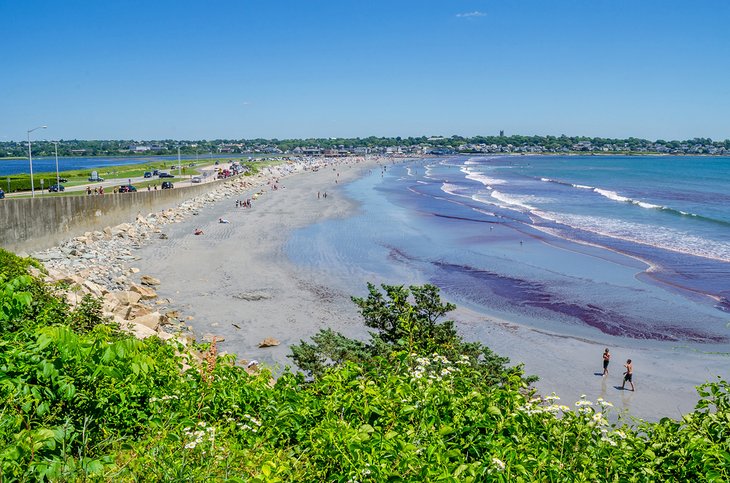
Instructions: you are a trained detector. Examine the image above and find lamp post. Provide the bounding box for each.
[177,146,182,177]
[53,141,60,188]
[27,125,47,198]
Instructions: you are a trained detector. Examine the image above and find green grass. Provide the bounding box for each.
[1,156,269,195]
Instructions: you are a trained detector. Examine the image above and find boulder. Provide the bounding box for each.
[82,279,106,298]
[203,333,224,343]
[114,290,142,306]
[128,303,153,319]
[102,292,121,313]
[113,304,133,321]
[121,321,157,340]
[134,311,162,331]
[258,337,280,348]
[130,283,157,300]
[140,275,161,286]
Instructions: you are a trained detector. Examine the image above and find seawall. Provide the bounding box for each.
[0,182,222,253]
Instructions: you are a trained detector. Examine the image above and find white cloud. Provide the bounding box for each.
[456,11,485,18]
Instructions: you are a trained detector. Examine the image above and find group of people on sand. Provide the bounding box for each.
[235,199,252,208]
[602,348,635,391]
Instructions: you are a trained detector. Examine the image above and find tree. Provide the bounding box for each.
[290,283,531,385]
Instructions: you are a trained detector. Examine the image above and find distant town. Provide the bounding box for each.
[2,133,729,158]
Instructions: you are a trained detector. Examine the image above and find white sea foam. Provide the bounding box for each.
[593,188,665,210]
[440,182,473,199]
[488,191,537,211]
[594,188,631,203]
[574,184,593,189]
[533,210,730,263]
[461,167,507,187]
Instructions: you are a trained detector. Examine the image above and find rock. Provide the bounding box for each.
[155,330,176,341]
[165,310,180,319]
[128,303,153,319]
[121,321,158,339]
[140,275,161,286]
[159,233,168,239]
[130,283,157,300]
[233,291,271,301]
[28,266,43,278]
[134,311,162,331]
[114,290,142,306]
[203,333,224,343]
[102,293,121,312]
[81,279,105,298]
[129,267,140,274]
[113,304,133,320]
[258,337,280,348]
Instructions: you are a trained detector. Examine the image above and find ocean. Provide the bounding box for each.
[288,155,730,349]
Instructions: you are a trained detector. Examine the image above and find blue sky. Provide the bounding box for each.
[2,0,729,141]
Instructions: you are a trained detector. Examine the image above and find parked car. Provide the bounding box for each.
[161,181,173,189]
[158,172,174,178]
[0,188,4,199]
[88,175,104,182]
[143,171,152,178]
[48,184,65,192]
[58,177,68,183]
[119,185,137,193]
[191,176,202,183]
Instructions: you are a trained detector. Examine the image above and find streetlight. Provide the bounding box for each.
[177,146,182,177]
[27,125,47,198]
[53,141,60,188]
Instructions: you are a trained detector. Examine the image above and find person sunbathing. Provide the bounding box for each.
[194,228,204,235]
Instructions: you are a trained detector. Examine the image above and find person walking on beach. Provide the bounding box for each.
[621,359,635,391]
[602,348,611,376]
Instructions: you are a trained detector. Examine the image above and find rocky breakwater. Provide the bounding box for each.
[27,173,275,349]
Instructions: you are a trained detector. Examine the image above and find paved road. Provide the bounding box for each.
[4,163,227,198]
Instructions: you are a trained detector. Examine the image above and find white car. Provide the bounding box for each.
[191,176,202,183]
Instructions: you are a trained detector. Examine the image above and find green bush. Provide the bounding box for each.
[0,250,728,481]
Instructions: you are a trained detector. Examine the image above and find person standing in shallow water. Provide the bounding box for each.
[622,359,635,391]
[602,348,611,376]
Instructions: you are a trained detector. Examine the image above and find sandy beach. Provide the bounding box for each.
[32,156,728,423]
[132,159,381,368]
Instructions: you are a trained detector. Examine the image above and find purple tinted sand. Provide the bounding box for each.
[432,261,727,343]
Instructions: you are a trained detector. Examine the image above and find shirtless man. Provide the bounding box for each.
[621,359,635,391]
[602,348,611,376]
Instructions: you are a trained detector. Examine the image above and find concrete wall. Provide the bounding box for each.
[1,182,222,253]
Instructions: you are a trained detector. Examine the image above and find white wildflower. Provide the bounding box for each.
[492,457,506,472]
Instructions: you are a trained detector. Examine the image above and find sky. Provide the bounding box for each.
[2,0,729,141]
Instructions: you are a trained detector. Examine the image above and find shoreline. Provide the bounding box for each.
[27,155,728,422]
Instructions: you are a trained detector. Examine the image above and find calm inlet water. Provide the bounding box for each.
[288,155,730,347]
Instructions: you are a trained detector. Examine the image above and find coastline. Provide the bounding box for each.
[28,155,728,423]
